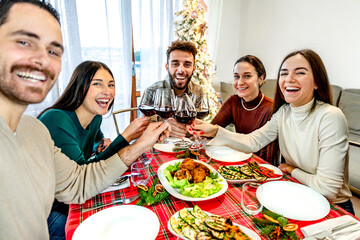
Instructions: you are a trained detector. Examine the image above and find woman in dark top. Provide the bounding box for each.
[38,61,150,240]
[211,55,273,160]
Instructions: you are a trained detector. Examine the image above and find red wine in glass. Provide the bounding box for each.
[138,105,155,116]
[174,110,196,124]
[155,106,175,119]
[196,109,209,119]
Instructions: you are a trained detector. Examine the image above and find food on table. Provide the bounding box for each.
[136,178,169,206]
[173,146,206,160]
[137,184,149,192]
[251,208,299,239]
[163,158,223,198]
[218,162,282,181]
[282,224,298,232]
[170,205,252,240]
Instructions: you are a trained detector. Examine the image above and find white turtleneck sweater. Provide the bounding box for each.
[211,99,352,204]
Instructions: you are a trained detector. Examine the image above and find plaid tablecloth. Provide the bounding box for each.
[65,150,359,240]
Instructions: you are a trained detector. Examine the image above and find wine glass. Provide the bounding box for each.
[190,93,210,149]
[138,89,156,117]
[154,88,176,121]
[173,93,197,148]
[154,88,176,143]
[138,90,156,163]
[194,93,210,120]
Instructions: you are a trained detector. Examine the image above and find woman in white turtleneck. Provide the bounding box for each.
[189,49,354,214]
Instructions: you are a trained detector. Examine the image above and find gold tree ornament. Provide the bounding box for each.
[174,0,220,121]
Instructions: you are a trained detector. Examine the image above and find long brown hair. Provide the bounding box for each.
[38,61,114,117]
[268,49,332,165]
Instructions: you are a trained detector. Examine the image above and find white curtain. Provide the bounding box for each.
[132,0,181,93]
[23,0,221,140]
[25,0,133,140]
[205,0,223,64]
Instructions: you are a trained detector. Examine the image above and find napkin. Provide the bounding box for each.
[101,177,130,194]
[301,215,360,240]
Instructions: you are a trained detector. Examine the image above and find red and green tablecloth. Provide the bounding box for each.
[65,150,359,240]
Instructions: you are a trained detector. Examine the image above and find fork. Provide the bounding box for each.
[82,194,140,213]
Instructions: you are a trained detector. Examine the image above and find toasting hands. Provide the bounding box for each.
[121,117,151,142]
[186,119,219,138]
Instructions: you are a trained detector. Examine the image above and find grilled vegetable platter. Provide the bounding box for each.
[158,158,228,201]
[217,162,283,184]
[168,205,260,240]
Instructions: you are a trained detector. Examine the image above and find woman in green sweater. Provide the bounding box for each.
[38,61,150,240]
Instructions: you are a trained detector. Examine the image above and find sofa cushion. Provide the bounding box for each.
[338,89,360,141]
[330,84,343,106]
[220,82,235,104]
[261,79,277,100]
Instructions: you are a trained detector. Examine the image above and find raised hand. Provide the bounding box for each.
[96,138,112,153]
[121,117,151,142]
[167,118,187,138]
[187,119,219,138]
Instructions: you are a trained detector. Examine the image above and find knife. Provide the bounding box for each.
[305,220,358,239]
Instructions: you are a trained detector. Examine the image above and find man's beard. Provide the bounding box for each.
[168,71,193,91]
[0,63,55,105]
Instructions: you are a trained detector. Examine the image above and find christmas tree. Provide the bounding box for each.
[174,0,220,120]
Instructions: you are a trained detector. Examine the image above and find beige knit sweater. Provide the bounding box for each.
[210,99,352,204]
[0,115,128,240]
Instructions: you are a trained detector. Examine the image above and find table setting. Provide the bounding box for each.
[65,143,360,240]
[65,91,359,240]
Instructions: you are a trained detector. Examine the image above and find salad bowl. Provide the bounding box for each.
[157,159,228,201]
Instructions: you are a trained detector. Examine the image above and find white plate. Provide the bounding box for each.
[221,164,283,184]
[157,159,228,201]
[73,205,159,240]
[257,181,330,221]
[168,208,261,240]
[154,137,191,153]
[206,145,252,162]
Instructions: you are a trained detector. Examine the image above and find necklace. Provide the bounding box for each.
[241,93,265,111]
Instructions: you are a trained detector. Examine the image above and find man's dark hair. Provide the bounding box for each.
[166,40,198,64]
[0,0,60,26]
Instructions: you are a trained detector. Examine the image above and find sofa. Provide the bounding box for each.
[219,80,360,196]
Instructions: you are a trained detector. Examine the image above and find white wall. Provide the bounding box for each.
[214,0,360,90]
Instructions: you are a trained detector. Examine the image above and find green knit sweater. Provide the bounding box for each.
[39,109,129,165]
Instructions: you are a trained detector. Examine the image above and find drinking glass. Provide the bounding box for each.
[193,93,210,120]
[173,93,197,148]
[190,93,209,150]
[241,182,263,215]
[138,89,156,117]
[131,162,149,187]
[154,88,176,144]
[154,88,176,121]
[138,152,152,166]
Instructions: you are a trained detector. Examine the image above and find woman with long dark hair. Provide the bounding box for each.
[38,61,150,239]
[211,55,273,161]
[189,49,353,214]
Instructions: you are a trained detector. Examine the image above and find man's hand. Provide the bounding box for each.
[96,138,112,153]
[121,117,150,142]
[167,118,187,138]
[118,121,170,166]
